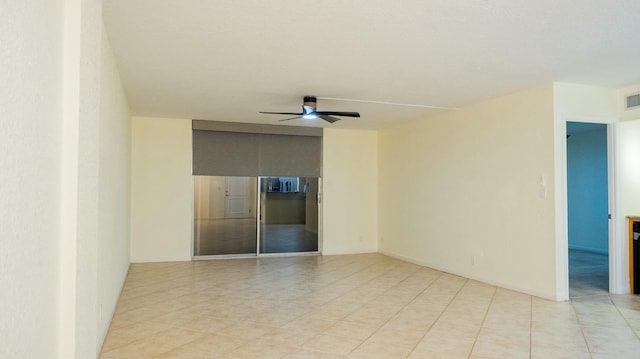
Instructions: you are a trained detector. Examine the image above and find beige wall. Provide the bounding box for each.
[322,129,379,255]
[379,85,557,299]
[130,123,379,258]
[130,117,193,262]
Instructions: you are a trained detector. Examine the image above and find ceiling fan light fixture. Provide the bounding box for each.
[259,95,360,123]
[302,104,317,119]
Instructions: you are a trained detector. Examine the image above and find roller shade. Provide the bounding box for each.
[192,121,322,177]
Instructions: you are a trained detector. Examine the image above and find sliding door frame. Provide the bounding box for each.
[192,175,322,260]
[256,176,322,257]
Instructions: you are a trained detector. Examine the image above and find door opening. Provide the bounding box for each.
[566,122,610,297]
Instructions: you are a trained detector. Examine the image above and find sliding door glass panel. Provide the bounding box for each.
[193,176,258,256]
[259,177,319,254]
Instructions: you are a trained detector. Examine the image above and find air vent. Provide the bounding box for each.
[626,93,640,110]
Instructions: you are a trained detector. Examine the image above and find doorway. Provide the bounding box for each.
[566,122,609,297]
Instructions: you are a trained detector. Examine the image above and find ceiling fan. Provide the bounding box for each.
[259,96,360,123]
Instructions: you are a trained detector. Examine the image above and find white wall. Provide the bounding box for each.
[58,0,104,356]
[322,129,379,254]
[553,83,620,121]
[97,28,131,352]
[0,1,125,358]
[620,119,640,217]
[0,2,64,357]
[130,117,193,262]
[619,84,640,218]
[379,85,558,299]
[620,84,640,122]
[552,83,622,297]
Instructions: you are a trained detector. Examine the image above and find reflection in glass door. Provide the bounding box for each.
[193,176,258,256]
[259,177,319,254]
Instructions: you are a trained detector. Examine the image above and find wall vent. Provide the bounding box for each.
[626,93,640,110]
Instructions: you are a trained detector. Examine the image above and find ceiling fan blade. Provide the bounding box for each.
[318,115,341,123]
[316,111,360,117]
[278,116,302,122]
[260,111,303,116]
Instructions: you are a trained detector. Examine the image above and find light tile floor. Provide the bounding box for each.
[100,254,640,358]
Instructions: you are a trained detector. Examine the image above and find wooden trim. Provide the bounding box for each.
[630,219,635,294]
[628,216,640,293]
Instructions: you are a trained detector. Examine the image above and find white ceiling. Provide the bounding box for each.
[103,0,640,130]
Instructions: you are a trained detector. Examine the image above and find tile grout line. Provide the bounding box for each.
[610,295,640,342]
[101,254,639,359]
[402,271,458,358]
[529,295,532,359]
[570,296,595,359]
[345,270,449,358]
[466,284,498,359]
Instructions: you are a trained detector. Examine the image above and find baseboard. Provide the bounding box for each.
[568,245,608,255]
[130,256,192,263]
[322,248,378,256]
[97,262,131,356]
[378,249,558,301]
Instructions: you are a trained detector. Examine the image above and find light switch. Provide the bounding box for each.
[538,175,547,199]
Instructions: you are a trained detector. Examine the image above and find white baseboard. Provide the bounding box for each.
[97,262,131,356]
[323,248,378,256]
[378,249,558,301]
[130,256,191,263]
[568,245,608,255]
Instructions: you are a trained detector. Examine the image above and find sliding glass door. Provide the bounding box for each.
[193,175,320,257]
[259,177,319,254]
[193,176,258,256]
[192,121,323,258]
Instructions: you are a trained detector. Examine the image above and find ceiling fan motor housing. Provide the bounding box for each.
[302,96,318,116]
[303,96,317,107]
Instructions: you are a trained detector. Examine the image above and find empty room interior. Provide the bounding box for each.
[4,1,640,358]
